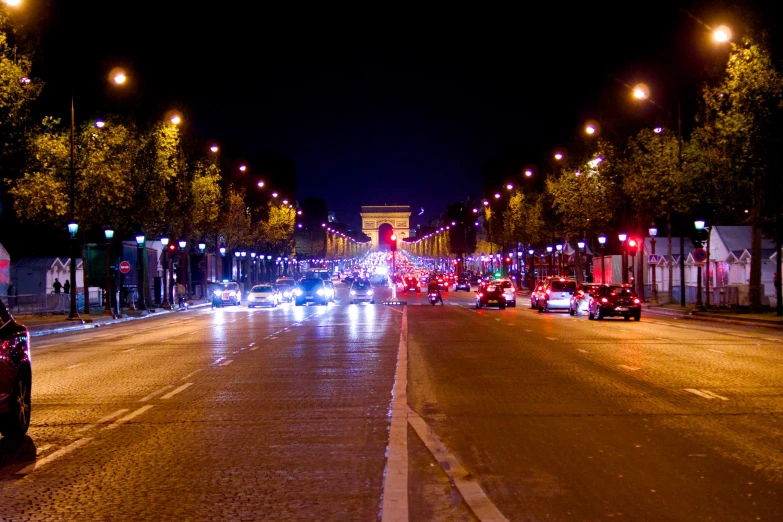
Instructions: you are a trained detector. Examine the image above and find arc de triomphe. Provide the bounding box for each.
[360,205,411,250]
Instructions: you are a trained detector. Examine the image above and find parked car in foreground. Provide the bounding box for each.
[588,284,642,321]
[0,299,31,437]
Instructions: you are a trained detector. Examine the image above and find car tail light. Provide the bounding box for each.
[601,297,608,303]
[478,293,483,297]
[633,298,641,304]
[546,289,551,295]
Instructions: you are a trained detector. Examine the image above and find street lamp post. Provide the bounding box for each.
[178,240,187,293]
[556,244,563,276]
[695,220,707,311]
[103,228,114,316]
[160,237,171,309]
[135,234,147,310]
[199,242,206,298]
[598,235,607,284]
[234,251,241,283]
[546,246,553,277]
[577,241,585,281]
[649,223,659,305]
[618,233,628,284]
[219,246,226,280]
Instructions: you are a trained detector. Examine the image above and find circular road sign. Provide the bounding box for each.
[693,248,707,264]
[119,261,132,274]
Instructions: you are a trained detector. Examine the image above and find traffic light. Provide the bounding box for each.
[390,233,397,252]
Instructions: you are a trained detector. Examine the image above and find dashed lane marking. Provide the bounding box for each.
[66,363,84,369]
[709,349,725,354]
[220,359,234,366]
[249,346,259,351]
[121,348,136,353]
[102,405,154,430]
[577,349,589,353]
[248,342,256,346]
[213,357,225,365]
[546,337,558,341]
[139,384,174,402]
[524,329,532,332]
[181,369,203,380]
[618,365,641,371]
[77,408,129,433]
[17,438,94,475]
[685,388,729,401]
[36,444,54,455]
[161,383,194,399]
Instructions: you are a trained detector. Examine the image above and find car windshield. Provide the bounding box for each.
[300,279,323,290]
[220,283,239,292]
[252,286,273,293]
[353,282,368,289]
[551,281,576,292]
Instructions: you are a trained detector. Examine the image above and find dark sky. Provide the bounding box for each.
[14,0,774,232]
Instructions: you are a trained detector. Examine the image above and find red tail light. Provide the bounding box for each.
[478,293,483,297]
[633,298,641,304]
[417,283,421,287]
[546,289,551,295]
[601,297,608,303]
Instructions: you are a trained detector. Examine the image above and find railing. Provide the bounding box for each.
[1,289,103,315]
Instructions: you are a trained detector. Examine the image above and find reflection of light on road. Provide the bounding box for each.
[348,303,359,336]
[292,305,305,321]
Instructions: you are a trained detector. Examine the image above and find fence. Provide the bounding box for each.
[2,288,103,315]
[642,284,740,306]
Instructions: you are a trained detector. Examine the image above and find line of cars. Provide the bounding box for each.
[530,278,642,321]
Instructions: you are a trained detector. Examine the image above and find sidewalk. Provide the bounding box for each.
[16,299,212,337]
[645,303,783,329]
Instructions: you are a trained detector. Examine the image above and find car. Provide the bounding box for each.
[493,279,517,307]
[0,299,31,437]
[401,277,421,294]
[350,279,375,304]
[342,276,355,285]
[276,281,295,302]
[588,284,642,321]
[455,277,471,291]
[294,278,329,306]
[475,282,506,309]
[247,284,281,308]
[530,281,546,309]
[434,276,449,292]
[323,280,336,302]
[569,283,605,316]
[538,278,577,313]
[213,281,242,306]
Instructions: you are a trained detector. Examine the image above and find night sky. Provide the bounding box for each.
[12,0,779,232]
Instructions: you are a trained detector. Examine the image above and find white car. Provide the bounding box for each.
[492,279,517,307]
[247,284,281,308]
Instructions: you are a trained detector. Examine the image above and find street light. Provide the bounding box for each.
[135,234,147,310]
[239,164,247,172]
[556,244,563,276]
[528,248,535,288]
[210,145,219,153]
[160,237,171,309]
[506,183,513,190]
[554,152,563,161]
[598,235,607,284]
[618,233,628,284]
[713,25,732,43]
[649,222,658,305]
[546,245,553,277]
[695,220,707,310]
[103,228,114,316]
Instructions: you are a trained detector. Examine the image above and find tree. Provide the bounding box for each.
[700,36,783,310]
[258,201,295,256]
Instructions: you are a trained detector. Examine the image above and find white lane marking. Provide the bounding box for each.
[577,349,589,353]
[618,365,641,371]
[381,305,408,522]
[270,336,278,339]
[545,337,558,341]
[66,363,84,369]
[238,347,245,351]
[17,438,94,475]
[122,348,136,353]
[764,338,780,342]
[249,342,255,346]
[524,329,532,332]
[709,349,725,354]
[213,357,225,365]
[139,385,174,402]
[77,408,129,432]
[36,444,54,455]
[102,405,154,430]
[220,359,234,366]
[408,407,510,522]
[249,346,259,351]
[161,383,194,399]
[685,388,729,401]
[181,369,203,380]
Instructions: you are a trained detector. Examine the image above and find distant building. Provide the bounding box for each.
[11,257,84,295]
[0,242,9,295]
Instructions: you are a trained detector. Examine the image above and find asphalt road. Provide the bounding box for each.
[0,283,781,521]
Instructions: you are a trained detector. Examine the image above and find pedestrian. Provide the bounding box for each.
[7,283,14,296]
[63,279,71,294]
[176,282,186,308]
[53,278,62,294]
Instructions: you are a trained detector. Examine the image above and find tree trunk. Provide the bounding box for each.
[749,177,763,312]
[186,240,194,299]
[667,215,673,304]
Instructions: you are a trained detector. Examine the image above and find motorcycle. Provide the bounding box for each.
[428,292,441,306]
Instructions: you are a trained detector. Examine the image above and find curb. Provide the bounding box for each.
[645,308,783,330]
[26,301,212,338]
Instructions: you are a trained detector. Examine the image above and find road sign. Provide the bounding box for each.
[648,254,662,265]
[119,261,131,274]
[692,248,707,264]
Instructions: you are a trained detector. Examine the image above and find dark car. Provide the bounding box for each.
[276,281,295,302]
[475,282,506,309]
[0,299,31,437]
[434,276,449,292]
[294,278,329,306]
[588,284,642,321]
[401,277,420,294]
[530,281,546,309]
[455,277,471,291]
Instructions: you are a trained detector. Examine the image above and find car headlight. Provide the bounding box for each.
[367,289,373,296]
[350,290,357,296]
[229,291,236,297]
[213,290,221,296]
[294,288,303,296]
[283,291,291,297]
[316,289,324,296]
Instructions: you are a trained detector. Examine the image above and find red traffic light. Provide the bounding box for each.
[390,234,397,241]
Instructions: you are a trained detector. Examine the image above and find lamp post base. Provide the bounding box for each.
[66,313,82,321]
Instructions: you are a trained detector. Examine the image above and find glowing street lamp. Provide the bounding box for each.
[2,0,23,7]
[95,120,105,128]
[170,113,181,125]
[210,145,219,153]
[506,183,513,190]
[713,25,732,43]
[585,124,596,135]
[598,235,607,284]
[618,233,628,284]
[257,180,264,188]
[239,164,247,172]
[632,83,649,100]
[524,169,533,177]
[494,193,501,199]
[554,152,563,161]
